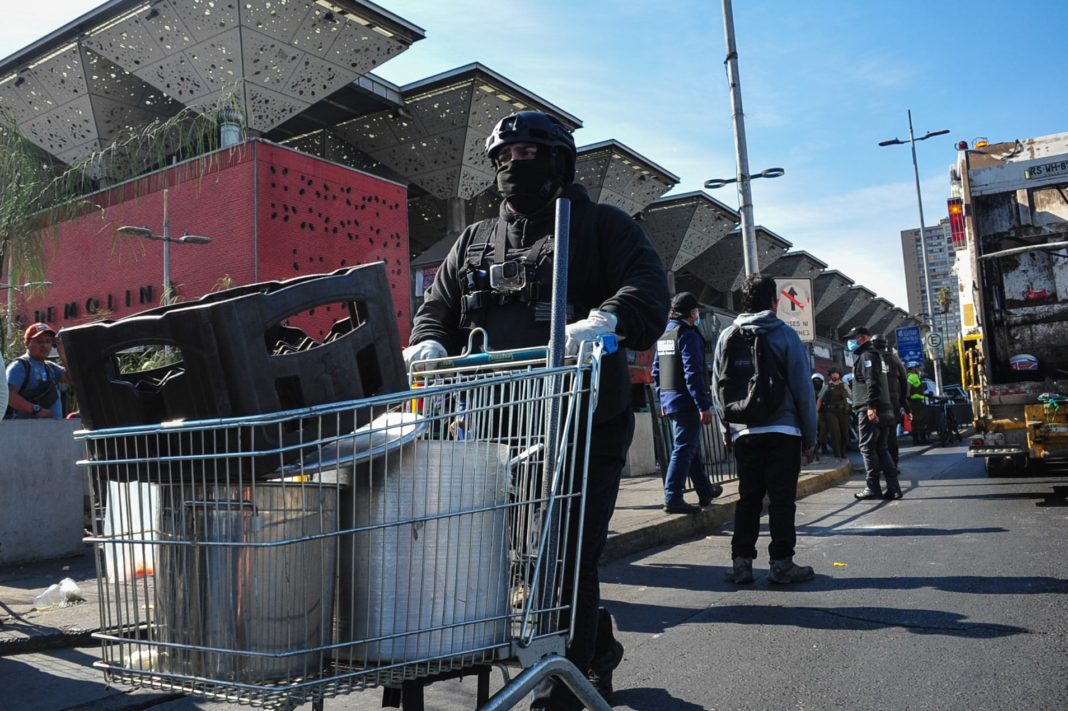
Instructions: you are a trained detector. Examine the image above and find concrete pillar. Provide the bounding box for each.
[446,197,467,238]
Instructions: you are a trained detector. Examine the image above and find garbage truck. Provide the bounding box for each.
[947,132,1068,475]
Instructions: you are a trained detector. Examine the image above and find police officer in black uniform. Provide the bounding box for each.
[845,326,903,500]
[872,333,909,466]
[404,111,670,708]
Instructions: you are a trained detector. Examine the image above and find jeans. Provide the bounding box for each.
[731,433,802,561]
[857,410,899,490]
[531,409,633,710]
[663,409,714,506]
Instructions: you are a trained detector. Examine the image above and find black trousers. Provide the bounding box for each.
[531,408,633,710]
[886,409,900,465]
[730,432,802,561]
[857,410,899,490]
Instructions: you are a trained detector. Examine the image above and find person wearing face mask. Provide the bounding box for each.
[844,326,902,500]
[652,292,724,514]
[819,367,852,458]
[404,111,670,709]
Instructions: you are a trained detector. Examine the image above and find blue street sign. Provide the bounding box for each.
[896,325,923,364]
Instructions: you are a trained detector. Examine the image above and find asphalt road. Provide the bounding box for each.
[6,445,1067,710]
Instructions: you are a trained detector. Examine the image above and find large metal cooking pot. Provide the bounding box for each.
[334,438,511,665]
[155,482,337,682]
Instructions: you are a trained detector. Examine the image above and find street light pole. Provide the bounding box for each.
[879,109,949,396]
[162,188,172,305]
[117,188,212,307]
[720,0,758,276]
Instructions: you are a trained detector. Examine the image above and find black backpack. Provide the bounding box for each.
[717,327,785,425]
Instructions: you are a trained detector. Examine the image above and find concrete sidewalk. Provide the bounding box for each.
[0,451,866,658]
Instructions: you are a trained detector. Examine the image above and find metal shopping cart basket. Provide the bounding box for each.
[77,336,615,710]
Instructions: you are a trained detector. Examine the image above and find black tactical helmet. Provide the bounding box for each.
[485,111,576,183]
[871,333,888,350]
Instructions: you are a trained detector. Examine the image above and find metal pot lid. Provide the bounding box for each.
[274,410,426,479]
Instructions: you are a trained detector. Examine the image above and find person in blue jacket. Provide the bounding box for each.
[652,292,724,514]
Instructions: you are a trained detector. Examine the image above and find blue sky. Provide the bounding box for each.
[4,0,1066,308]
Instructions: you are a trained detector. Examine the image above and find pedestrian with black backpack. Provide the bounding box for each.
[712,274,818,585]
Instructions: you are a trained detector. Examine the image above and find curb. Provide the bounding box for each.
[601,460,854,564]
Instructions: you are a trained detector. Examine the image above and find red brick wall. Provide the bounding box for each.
[255,143,411,343]
[13,140,411,344]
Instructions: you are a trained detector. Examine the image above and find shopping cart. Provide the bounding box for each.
[78,337,615,710]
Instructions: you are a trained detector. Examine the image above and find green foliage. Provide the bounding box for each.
[0,91,245,354]
[113,346,183,376]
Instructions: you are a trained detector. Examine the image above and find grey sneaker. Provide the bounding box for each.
[724,557,754,584]
[768,558,815,584]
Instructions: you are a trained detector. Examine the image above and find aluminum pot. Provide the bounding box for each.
[155,482,337,682]
[334,439,511,665]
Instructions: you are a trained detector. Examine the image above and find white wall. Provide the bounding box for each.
[0,419,85,565]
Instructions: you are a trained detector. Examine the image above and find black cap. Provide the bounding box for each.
[671,292,699,314]
[843,325,871,340]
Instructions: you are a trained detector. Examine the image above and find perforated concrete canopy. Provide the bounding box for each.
[641,192,738,274]
[681,226,791,295]
[813,270,855,315]
[576,140,678,217]
[828,285,877,332]
[0,0,424,164]
[853,296,894,332]
[761,250,828,279]
[332,63,581,201]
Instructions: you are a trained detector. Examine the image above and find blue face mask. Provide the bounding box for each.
[846,339,859,352]
[694,315,701,326]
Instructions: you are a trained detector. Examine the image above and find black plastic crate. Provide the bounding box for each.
[65,263,407,479]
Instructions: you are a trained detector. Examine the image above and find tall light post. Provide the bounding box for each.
[713,0,777,276]
[879,110,949,396]
[117,188,212,306]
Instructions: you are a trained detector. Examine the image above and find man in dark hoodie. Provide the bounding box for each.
[712,274,818,585]
[652,291,724,514]
[845,326,903,500]
[404,111,670,709]
[872,333,909,466]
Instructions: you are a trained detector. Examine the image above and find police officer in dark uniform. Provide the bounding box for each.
[872,333,909,466]
[844,326,903,500]
[404,111,670,708]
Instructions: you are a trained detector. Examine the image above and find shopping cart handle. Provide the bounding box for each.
[410,335,619,373]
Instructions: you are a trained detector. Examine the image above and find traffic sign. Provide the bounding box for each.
[895,325,923,364]
[925,332,943,348]
[775,278,814,342]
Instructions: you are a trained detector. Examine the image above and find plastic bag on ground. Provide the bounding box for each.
[33,577,85,609]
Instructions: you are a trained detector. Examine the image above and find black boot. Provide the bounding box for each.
[588,607,624,700]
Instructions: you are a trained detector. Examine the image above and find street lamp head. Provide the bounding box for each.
[758,167,785,179]
[178,234,212,245]
[921,129,951,140]
[704,177,735,190]
[116,225,153,238]
[878,138,904,147]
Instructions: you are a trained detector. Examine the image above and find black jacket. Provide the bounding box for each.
[851,342,892,413]
[410,183,670,419]
[882,348,908,411]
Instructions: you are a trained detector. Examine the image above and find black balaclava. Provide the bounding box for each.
[495,149,562,215]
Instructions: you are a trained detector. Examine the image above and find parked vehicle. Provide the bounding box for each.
[948,132,1068,475]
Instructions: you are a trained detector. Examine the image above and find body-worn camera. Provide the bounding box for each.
[489,260,527,292]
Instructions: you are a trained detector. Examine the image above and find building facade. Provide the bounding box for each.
[900,218,961,347]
